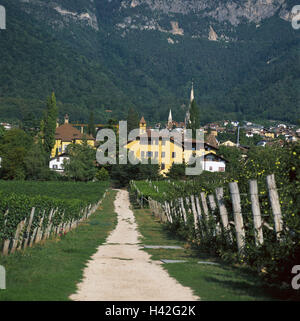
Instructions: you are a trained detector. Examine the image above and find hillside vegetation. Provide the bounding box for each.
[0,0,298,124]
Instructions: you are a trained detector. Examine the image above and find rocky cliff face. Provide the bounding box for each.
[18,0,294,34]
[0,0,298,124]
[18,0,99,31]
[120,0,287,24]
[114,0,295,40]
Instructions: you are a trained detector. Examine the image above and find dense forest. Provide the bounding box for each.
[0,0,299,125]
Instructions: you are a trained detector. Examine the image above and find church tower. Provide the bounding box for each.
[167,109,173,130]
[185,82,194,127]
[190,82,194,103]
[139,116,146,134]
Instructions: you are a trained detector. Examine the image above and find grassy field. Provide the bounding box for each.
[0,189,117,301]
[133,205,276,301]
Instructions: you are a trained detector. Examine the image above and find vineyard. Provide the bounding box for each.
[0,181,109,256]
[129,145,300,290]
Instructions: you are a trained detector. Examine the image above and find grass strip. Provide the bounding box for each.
[0,189,117,301]
[134,206,275,301]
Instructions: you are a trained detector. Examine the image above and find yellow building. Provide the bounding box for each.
[221,140,237,147]
[126,117,218,175]
[51,114,95,158]
[264,132,275,139]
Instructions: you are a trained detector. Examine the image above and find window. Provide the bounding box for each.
[57,158,60,162]
[152,139,158,145]
[141,151,145,158]
[147,151,152,158]
[141,137,148,145]
[209,166,213,171]
[219,167,225,172]
[52,165,58,169]
[161,152,165,158]
[161,163,165,170]
[172,152,176,158]
[155,151,159,158]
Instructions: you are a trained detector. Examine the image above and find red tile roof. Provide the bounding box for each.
[55,123,95,142]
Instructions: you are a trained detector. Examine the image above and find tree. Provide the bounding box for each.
[166,162,187,180]
[42,92,58,159]
[127,107,139,133]
[63,140,97,182]
[188,99,200,138]
[88,111,96,138]
[95,167,110,181]
[0,129,32,180]
[216,145,243,175]
[0,125,5,141]
[24,140,54,180]
[22,111,39,134]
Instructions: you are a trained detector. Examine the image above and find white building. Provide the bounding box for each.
[0,123,11,130]
[203,153,226,172]
[278,124,287,129]
[49,154,69,172]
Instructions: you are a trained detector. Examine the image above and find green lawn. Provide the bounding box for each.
[0,189,117,301]
[133,206,276,301]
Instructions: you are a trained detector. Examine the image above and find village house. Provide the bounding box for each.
[126,116,226,175]
[203,153,226,172]
[49,153,70,172]
[0,123,12,130]
[51,114,95,158]
[221,140,237,147]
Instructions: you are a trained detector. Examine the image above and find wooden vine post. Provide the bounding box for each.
[229,182,245,253]
[249,180,264,246]
[215,188,229,231]
[180,198,187,224]
[11,220,26,254]
[195,196,202,221]
[266,174,283,240]
[200,192,209,221]
[23,207,35,249]
[2,210,10,256]
[208,194,221,235]
[35,213,45,244]
[190,195,199,231]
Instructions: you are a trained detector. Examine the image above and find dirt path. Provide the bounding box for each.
[70,189,199,301]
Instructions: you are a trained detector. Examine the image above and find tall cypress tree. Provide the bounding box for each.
[188,99,200,138]
[88,111,96,138]
[42,92,58,159]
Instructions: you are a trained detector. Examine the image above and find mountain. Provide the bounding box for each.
[0,0,299,125]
